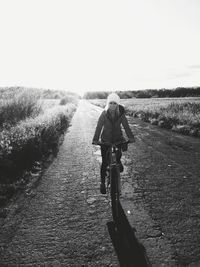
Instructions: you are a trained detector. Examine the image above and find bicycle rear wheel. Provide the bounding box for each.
[110,166,120,223]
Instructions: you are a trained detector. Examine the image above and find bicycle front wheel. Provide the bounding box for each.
[110,166,120,223]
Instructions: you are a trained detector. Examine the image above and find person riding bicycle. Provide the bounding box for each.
[92,92,135,194]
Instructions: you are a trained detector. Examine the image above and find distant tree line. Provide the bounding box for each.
[83,87,200,99]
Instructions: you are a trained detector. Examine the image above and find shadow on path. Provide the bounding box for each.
[107,202,152,267]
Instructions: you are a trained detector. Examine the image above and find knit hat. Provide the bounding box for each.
[107,93,120,105]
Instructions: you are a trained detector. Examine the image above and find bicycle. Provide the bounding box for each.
[96,140,130,223]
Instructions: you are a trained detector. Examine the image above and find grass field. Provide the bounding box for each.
[89,97,200,137]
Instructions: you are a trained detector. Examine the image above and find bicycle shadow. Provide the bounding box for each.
[107,201,151,267]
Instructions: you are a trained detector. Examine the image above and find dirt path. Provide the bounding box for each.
[124,114,200,266]
[0,100,200,266]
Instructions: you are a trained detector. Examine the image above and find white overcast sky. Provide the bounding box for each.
[0,0,200,95]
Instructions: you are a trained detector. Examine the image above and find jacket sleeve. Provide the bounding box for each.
[92,112,104,142]
[121,114,134,139]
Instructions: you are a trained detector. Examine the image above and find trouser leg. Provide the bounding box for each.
[116,147,123,172]
[100,145,123,184]
[116,147,122,163]
[100,145,109,184]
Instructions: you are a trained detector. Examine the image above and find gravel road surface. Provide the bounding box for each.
[0,100,200,266]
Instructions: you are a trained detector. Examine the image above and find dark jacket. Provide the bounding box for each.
[92,105,134,143]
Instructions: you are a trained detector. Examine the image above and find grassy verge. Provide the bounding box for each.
[0,91,41,128]
[0,88,78,209]
[0,104,76,181]
[89,98,200,138]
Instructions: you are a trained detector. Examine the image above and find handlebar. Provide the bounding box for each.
[94,140,130,147]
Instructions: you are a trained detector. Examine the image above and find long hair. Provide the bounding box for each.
[105,102,120,117]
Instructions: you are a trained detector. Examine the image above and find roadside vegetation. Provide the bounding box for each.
[89,97,200,138]
[0,87,78,208]
[0,91,41,128]
[84,86,200,99]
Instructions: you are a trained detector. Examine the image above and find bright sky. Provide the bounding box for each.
[0,0,200,96]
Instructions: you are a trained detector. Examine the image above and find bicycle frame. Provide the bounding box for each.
[106,144,121,193]
[97,140,129,222]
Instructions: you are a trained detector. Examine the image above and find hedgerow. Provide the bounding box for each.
[0,104,76,183]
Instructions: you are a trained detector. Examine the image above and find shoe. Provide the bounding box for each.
[100,183,106,194]
[119,162,124,173]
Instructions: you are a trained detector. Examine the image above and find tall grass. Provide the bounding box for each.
[0,88,77,184]
[0,104,76,180]
[0,87,79,128]
[60,95,79,105]
[0,91,41,128]
[125,101,200,131]
[0,86,80,100]
[0,87,78,208]
[89,98,200,137]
